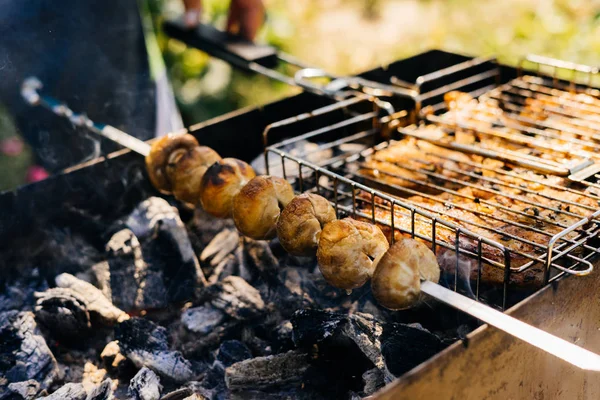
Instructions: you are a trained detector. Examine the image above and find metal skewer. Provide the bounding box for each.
[421,280,600,371]
[21,77,600,372]
[21,77,151,157]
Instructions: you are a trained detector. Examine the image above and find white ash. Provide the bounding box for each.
[200,228,240,268]
[6,380,39,400]
[115,318,195,383]
[37,383,87,400]
[54,273,128,325]
[203,276,265,321]
[224,350,310,390]
[181,306,226,335]
[128,367,162,400]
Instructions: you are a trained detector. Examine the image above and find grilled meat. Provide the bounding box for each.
[356,135,598,287]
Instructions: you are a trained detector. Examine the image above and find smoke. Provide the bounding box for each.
[436,248,476,299]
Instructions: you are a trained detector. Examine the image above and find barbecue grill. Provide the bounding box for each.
[3,48,600,399]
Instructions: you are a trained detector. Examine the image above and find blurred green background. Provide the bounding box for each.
[2,0,600,191]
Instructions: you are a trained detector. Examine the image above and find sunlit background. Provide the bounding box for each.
[2,0,600,190]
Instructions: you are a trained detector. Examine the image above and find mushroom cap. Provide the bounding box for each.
[277,193,336,256]
[145,133,198,193]
[200,158,256,218]
[233,175,295,240]
[169,146,221,205]
[371,238,440,310]
[317,218,389,290]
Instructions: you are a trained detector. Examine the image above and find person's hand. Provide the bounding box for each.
[183,0,265,41]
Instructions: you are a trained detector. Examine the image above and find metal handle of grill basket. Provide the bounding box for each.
[162,18,418,101]
[21,76,600,373]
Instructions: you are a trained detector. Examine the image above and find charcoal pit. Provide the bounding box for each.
[0,189,465,399]
[7,49,591,399]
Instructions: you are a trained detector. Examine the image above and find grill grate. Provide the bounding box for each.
[263,56,600,310]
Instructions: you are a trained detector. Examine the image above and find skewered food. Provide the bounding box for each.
[372,238,440,310]
[277,193,337,256]
[232,176,295,240]
[200,158,256,218]
[145,133,200,194]
[317,218,389,290]
[169,146,222,205]
[141,130,443,309]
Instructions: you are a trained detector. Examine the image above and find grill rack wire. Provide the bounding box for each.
[262,56,600,310]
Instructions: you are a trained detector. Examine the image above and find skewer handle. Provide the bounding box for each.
[421,280,600,371]
[21,77,151,157]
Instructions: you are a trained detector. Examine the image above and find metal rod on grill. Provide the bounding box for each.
[21,77,151,157]
[421,280,600,371]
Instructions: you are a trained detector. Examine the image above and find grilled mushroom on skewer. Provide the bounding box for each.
[277,193,337,256]
[371,238,441,310]
[169,146,221,205]
[317,218,389,290]
[145,133,200,194]
[232,176,295,240]
[200,158,256,218]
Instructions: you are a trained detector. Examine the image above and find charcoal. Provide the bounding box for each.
[159,388,193,400]
[125,197,207,295]
[216,340,252,368]
[290,309,346,345]
[242,238,280,286]
[0,278,48,313]
[187,208,236,249]
[34,288,91,340]
[178,318,238,358]
[115,318,195,383]
[362,368,385,396]
[86,378,114,400]
[291,309,393,385]
[339,313,388,378]
[6,380,39,399]
[53,273,128,325]
[240,326,272,357]
[225,351,309,391]
[128,367,162,400]
[272,320,294,353]
[37,383,87,400]
[181,306,226,336]
[228,389,328,400]
[177,305,234,357]
[380,322,444,377]
[0,311,58,398]
[200,229,239,269]
[181,395,205,400]
[207,255,238,284]
[97,197,206,311]
[101,228,163,310]
[274,266,352,313]
[202,276,265,321]
[235,246,253,283]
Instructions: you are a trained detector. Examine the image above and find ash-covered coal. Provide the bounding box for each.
[37,382,87,400]
[91,197,205,312]
[0,194,464,399]
[128,367,162,400]
[0,311,58,399]
[115,318,195,383]
[33,273,129,343]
